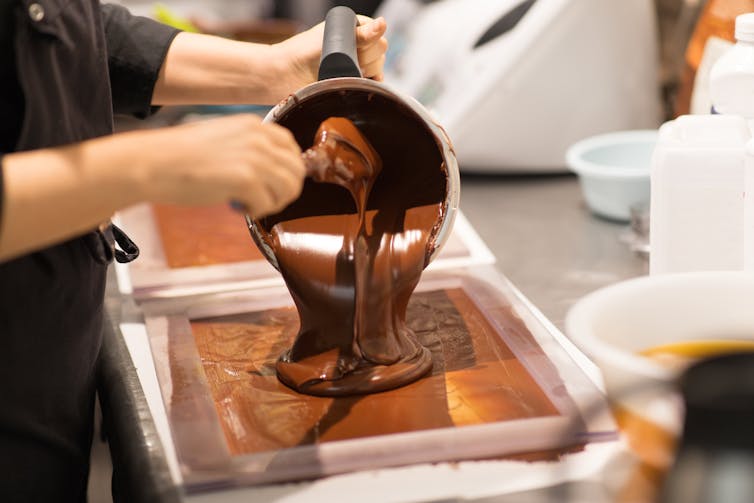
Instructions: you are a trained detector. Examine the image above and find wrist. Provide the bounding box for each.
[106,128,178,204]
[79,130,164,207]
[268,37,318,102]
[154,32,287,106]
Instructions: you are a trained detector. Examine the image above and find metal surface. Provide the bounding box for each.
[100,281,182,503]
[458,173,648,332]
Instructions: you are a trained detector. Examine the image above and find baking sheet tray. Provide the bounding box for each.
[140,266,615,492]
[114,203,494,300]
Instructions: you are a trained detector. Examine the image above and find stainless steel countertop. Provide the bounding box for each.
[458,173,647,331]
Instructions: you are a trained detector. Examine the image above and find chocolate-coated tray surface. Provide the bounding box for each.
[142,267,613,491]
[115,204,493,300]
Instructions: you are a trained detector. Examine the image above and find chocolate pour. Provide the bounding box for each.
[257,104,447,396]
[302,117,381,213]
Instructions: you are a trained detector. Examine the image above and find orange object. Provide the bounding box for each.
[675,0,754,116]
[190,287,573,458]
[151,203,262,268]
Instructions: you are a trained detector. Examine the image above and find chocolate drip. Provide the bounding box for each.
[259,91,447,226]
[303,117,381,205]
[259,110,445,396]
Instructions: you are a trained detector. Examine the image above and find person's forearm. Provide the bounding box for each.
[0,114,308,261]
[151,32,296,106]
[151,16,386,107]
[0,133,149,262]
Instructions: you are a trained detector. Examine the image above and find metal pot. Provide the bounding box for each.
[246,6,459,270]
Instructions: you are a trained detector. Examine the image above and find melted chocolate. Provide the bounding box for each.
[302,117,381,207]
[255,92,448,396]
[275,117,433,395]
[190,287,565,457]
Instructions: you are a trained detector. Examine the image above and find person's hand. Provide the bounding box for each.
[0,114,305,260]
[140,114,305,217]
[273,15,388,95]
[355,15,389,81]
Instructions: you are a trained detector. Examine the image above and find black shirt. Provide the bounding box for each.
[0,2,178,500]
[0,0,24,152]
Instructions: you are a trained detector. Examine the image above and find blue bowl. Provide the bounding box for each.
[566,130,657,221]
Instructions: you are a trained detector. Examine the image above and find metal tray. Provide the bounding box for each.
[115,204,494,300]
[139,266,615,492]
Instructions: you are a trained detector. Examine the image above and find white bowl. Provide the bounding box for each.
[565,271,754,465]
[566,130,656,221]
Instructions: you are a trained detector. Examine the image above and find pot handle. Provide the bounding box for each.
[318,6,362,81]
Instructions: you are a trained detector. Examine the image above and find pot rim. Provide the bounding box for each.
[247,77,460,271]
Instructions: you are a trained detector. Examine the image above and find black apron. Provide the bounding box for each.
[0,1,136,500]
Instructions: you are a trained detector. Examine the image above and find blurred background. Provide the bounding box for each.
[110,0,735,174]
[108,0,709,120]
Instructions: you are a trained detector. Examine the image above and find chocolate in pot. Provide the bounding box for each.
[255,91,448,396]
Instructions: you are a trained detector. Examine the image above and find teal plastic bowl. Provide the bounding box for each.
[566,130,657,221]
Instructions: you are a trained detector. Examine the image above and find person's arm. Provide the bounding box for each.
[100,4,181,118]
[0,115,304,262]
[101,4,386,110]
[151,16,387,106]
[0,9,387,262]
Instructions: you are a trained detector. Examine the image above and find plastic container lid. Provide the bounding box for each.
[736,13,754,43]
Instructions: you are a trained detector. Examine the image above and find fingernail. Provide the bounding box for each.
[230,200,247,213]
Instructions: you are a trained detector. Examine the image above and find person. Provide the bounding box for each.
[0,2,387,501]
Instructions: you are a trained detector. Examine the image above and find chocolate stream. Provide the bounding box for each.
[265,117,437,395]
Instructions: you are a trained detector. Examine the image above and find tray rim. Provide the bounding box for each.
[141,266,616,492]
[114,206,495,300]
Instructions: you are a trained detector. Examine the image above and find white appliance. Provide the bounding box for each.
[377,0,663,173]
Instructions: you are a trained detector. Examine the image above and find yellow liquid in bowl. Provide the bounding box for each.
[607,339,754,499]
[613,340,754,469]
[639,339,754,372]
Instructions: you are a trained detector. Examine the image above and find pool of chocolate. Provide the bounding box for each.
[191,286,563,457]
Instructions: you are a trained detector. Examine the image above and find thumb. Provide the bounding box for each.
[356,16,387,47]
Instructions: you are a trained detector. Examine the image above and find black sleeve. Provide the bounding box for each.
[100,5,181,119]
[0,155,4,229]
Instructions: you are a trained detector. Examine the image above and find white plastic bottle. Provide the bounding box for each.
[710,13,754,272]
[710,13,754,118]
[649,115,749,275]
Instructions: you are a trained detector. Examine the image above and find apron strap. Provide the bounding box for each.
[110,224,139,263]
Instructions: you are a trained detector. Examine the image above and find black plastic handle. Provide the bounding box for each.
[318,6,362,81]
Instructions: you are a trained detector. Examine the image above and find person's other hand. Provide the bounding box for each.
[354,15,388,81]
[142,114,305,218]
[274,15,388,95]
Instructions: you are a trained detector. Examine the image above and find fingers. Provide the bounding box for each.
[238,124,305,217]
[240,167,303,218]
[360,54,386,82]
[264,123,304,167]
[356,16,386,43]
[258,129,306,201]
[160,114,306,217]
[263,169,305,215]
[356,16,388,80]
[241,183,276,219]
